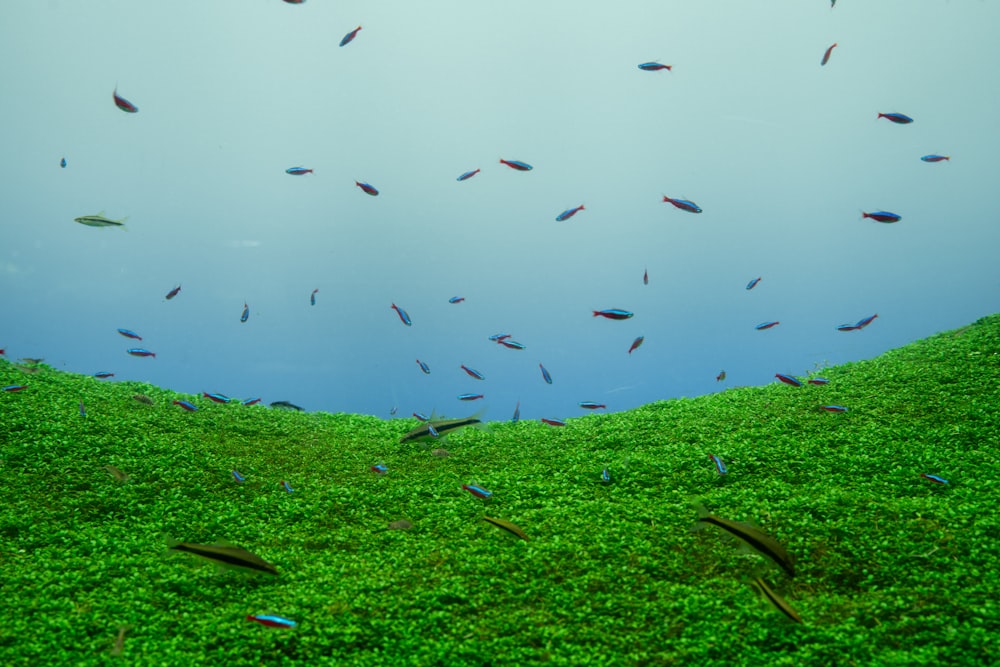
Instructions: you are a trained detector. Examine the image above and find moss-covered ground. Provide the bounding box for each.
[1,315,999,666]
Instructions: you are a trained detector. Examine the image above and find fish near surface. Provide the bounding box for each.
[694,504,795,577]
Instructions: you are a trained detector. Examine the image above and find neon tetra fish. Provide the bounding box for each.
[391,303,412,326]
[165,285,181,300]
[166,537,278,575]
[628,336,644,355]
[638,62,672,72]
[127,348,156,358]
[556,205,585,221]
[117,328,142,340]
[821,43,837,66]
[286,167,313,175]
[593,309,633,320]
[878,112,913,124]
[499,159,533,171]
[539,363,553,384]
[578,401,605,410]
[920,155,950,163]
[457,169,480,181]
[340,26,362,47]
[247,615,296,628]
[240,303,250,322]
[460,364,485,380]
[695,505,795,577]
[112,87,138,113]
[355,181,379,196]
[775,373,802,387]
[662,196,702,213]
[862,211,901,223]
[755,321,780,330]
[746,277,761,291]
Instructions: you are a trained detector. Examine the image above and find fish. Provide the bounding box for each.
[310,288,318,306]
[283,0,305,4]
[709,455,728,475]
[556,205,585,221]
[775,373,802,387]
[638,62,672,72]
[755,321,780,330]
[460,364,485,380]
[340,25,362,47]
[855,313,878,329]
[643,268,649,285]
[355,181,379,196]
[104,465,129,482]
[412,412,429,422]
[457,169,480,181]
[878,112,913,124]
[695,505,795,577]
[862,211,901,223]
[112,87,139,113]
[462,484,492,499]
[132,394,153,405]
[79,401,86,417]
[807,378,829,385]
[578,401,606,410]
[821,43,837,66]
[173,400,198,411]
[371,464,388,474]
[391,303,412,326]
[751,577,803,623]
[94,371,115,379]
[662,196,702,213]
[389,519,414,530]
[282,480,294,493]
[746,277,762,291]
[539,363,553,384]
[541,417,565,426]
[488,333,511,341]
[628,336,644,355]
[247,615,296,629]
[920,473,949,485]
[270,401,303,411]
[428,424,440,438]
[458,393,484,401]
[483,516,528,541]
[231,470,246,483]
[499,158,533,171]
[241,397,261,406]
[127,348,156,358]
[416,359,431,374]
[117,328,142,340]
[512,401,520,422]
[389,406,398,415]
[240,303,250,323]
[75,213,127,228]
[716,370,726,382]
[285,166,313,175]
[202,392,231,404]
[400,413,483,443]
[819,405,848,412]
[601,468,612,484]
[165,537,278,575]
[836,323,860,332]
[449,296,465,304]
[60,157,67,168]
[498,339,525,350]
[920,155,950,163]
[110,625,132,656]
[1,385,26,393]
[593,309,633,320]
[165,285,181,300]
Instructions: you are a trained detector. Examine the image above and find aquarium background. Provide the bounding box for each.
[2,0,998,420]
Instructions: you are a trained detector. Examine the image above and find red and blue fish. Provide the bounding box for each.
[241,303,250,323]
[340,26,362,47]
[173,400,198,411]
[539,363,553,385]
[165,285,181,300]
[458,393,484,401]
[416,359,431,374]
[391,303,412,326]
[755,321,780,331]
[709,454,727,475]
[117,328,142,341]
[746,277,761,291]
[461,364,485,380]
[662,196,702,213]
[462,484,492,500]
[628,336,644,355]
[286,167,313,175]
[113,87,139,113]
[556,205,584,221]
[920,155,949,163]
[638,62,672,72]
[821,43,837,66]
[355,181,379,196]
[457,169,480,181]
[310,288,318,306]
[499,159,532,171]
[775,373,802,387]
[449,296,465,304]
[578,401,606,410]
[541,417,566,427]
[246,615,296,629]
[127,348,156,358]
[593,309,633,320]
[878,112,913,124]
[862,211,901,223]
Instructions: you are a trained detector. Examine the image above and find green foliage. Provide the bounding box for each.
[2,315,999,665]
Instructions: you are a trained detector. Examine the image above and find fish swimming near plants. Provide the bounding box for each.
[165,537,278,576]
[750,577,802,623]
[400,413,484,443]
[694,504,795,577]
[270,401,303,411]
[483,516,529,541]
[75,213,127,229]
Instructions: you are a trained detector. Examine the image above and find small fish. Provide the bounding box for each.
[836,323,860,332]
[165,285,181,300]
[746,277,761,291]
[340,25,362,47]
[820,43,837,66]
[400,414,483,443]
[173,400,198,411]
[270,401,303,411]
[1,385,25,392]
[127,348,156,358]
[498,339,525,350]
[695,505,795,577]
[282,480,294,493]
[412,412,429,422]
[555,205,585,221]
[310,288,318,306]
[755,321,780,330]
[578,401,606,410]
[709,454,728,475]
[499,158,533,171]
[286,166,313,175]
[751,577,803,623]
[628,336,644,355]
[457,169,480,181]
[132,394,153,405]
[371,464,388,474]
[60,157,67,168]
[541,417,565,426]
[920,473,949,485]
[775,373,802,387]
[483,516,528,541]
[241,397,261,406]
[878,112,913,124]
[593,309,633,320]
[79,401,86,417]
[488,333,511,341]
[638,62,672,72]
[247,615,297,629]
[231,469,246,483]
[110,625,132,656]
[389,519,413,530]
[512,401,520,422]
[390,406,398,415]
[807,378,829,385]
[716,370,726,382]
[112,87,139,113]
[601,468,612,484]
[462,484,492,499]
[283,0,305,4]
[862,211,901,223]
[117,328,142,340]
[819,405,848,412]
[539,363,553,384]
[391,303,412,326]
[355,180,379,196]
[449,296,465,304]
[920,155,950,163]
[240,303,250,323]
[104,465,129,482]
[855,313,878,329]
[202,392,231,404]
[662,196,702,213]
[94,371,115,379]
[428,424,440,438]
[166,537,278,576]
[416,359,431,374]
[643,268,649,285]
[19,358,43,365]
[75,213,127,228]
[460,364,485,380]
[458,393,484,401]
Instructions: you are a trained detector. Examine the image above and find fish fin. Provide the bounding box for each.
[163,535,181,549]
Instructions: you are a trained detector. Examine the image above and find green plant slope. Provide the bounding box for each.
[1,315,999,666]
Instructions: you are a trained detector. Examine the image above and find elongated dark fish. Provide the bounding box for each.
[400,414,482,443]
[166,537,278,575]
[751,577,803,623]
[270,401,303,411]
[483,516,528,541]
[695,505,795,577]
